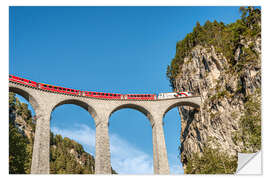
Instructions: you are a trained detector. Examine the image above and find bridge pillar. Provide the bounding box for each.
[31,109,50,174]
[95,116,111,174]
[152,115,170,174]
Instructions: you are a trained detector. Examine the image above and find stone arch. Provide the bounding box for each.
[51,99,97,119]
[109,103,154,126]
[9,86,40,112]
[162,100,200,118]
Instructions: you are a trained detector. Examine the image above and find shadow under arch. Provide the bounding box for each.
[52,99,97,120]
[109,103,154,126]
[9,86,39,112]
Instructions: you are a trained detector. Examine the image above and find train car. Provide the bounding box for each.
[125,94,156,100]
[83,91,122,99]
[39,83,80,96]
[177,91,192,97]
[158,92,192,99]
[9,74,38,88]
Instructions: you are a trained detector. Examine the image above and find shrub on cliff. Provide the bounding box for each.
[185,146,237,174]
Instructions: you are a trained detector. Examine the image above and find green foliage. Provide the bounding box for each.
[185,146,237,174]
[234,88,261,152]
[9,92,32,174]
[167,7,261,88]
[9,122,30,174]
[50,132,96,174]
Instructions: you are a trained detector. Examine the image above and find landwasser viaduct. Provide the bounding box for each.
[9,80,201,174]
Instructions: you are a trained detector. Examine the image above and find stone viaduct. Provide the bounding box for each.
[9,80,201,174]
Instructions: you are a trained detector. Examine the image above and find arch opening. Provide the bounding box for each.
[163,101,200,118]
[52,99,97,120]
[109,103,153,126]
[109,107,154,174]
[9,86,39,111]
[50,102,96,174]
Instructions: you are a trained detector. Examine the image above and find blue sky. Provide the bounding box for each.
[9,6,242,174]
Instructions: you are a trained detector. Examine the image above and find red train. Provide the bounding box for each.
[84,91,123,99]
[125,94,156,100]
[9,74,157,100]
[9,74,38,88]
[39,83,81,96]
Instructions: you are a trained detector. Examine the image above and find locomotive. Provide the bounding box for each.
[9,74,192,100]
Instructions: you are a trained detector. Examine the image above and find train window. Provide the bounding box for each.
[9,75,12,78]
[54,87,57,89]
[67,89,70,91]
[93,93,96,95]
[44,85,47,87]
[49,86,52,88]
[71,90,74,92]
[63,88,66,91]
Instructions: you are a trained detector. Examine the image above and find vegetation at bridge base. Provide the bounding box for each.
[166,6,261,89]
[185,145,237,174]
[9,92,117,174]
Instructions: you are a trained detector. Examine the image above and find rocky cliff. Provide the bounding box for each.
[167,7,261,173]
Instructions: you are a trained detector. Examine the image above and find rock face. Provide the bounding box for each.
[174,36,261,171]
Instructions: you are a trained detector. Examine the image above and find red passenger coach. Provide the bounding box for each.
[126,94,156,100]
[9,75,38,88]
[84,91,122,99]
[39,83,80,95]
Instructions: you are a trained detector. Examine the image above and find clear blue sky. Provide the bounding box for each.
[9,6,242,174]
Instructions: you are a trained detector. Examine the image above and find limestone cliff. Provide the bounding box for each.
[167,7,261,173]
